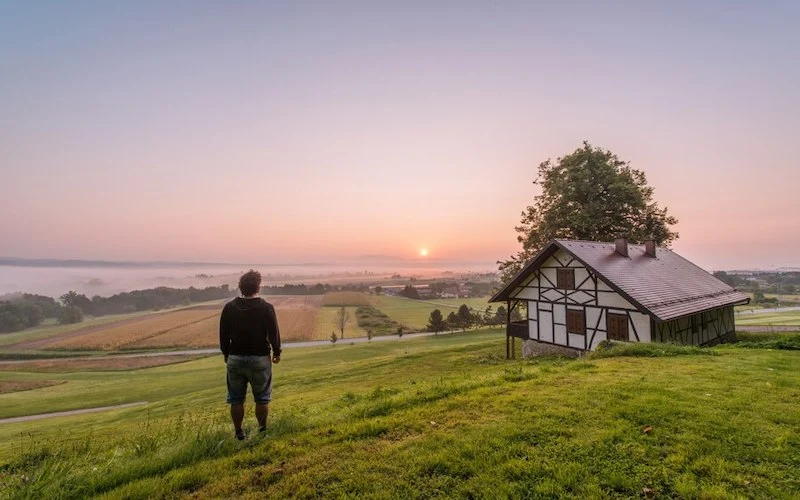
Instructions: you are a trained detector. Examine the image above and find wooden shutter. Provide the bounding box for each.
[607,313,628,341]
[567,309,585,335]
[557,269,575,290]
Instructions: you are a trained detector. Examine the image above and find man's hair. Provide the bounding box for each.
[238,270,262,297]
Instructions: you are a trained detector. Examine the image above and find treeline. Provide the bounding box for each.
[0,285,232,334]
[81,285,232,316]
[426,304,522,333]
[260,283,369,295]
[714,271,800,298]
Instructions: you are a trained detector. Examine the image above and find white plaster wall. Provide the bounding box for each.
[569,291,593,304]
[588,329,607,350]
[568,334,586,349]
[554,325,567,345]
[597,291,635,309]
[516,287,539,300]
[553,303,566,325]
[529,319,537,340]
[528,301,538,320]
[630,311,651,342]
[539,311,553,342]
[586,307,603,330]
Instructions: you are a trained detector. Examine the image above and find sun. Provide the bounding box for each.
[419,248,429,257]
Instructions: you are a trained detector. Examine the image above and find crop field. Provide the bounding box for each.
[0,354,206,373]
[0,379,64,394]
[315,306,367,340]
[0,331,798,498]
[126,317,220,349]
[47,309,221,351]
[322,291,372,307]
[735,310,800,326]
[130,295,324,347]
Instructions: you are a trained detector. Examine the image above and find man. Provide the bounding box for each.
[220,270,281,440]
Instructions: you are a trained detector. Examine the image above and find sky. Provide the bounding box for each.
[1,1,798,271]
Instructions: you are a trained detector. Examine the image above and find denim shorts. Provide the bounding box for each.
[226,355,272,405]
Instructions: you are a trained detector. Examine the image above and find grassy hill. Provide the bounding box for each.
[1,330,798,498]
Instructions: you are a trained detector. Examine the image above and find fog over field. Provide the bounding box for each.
[0,258,496,298]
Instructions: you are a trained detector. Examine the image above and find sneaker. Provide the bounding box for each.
[235,429,246,441]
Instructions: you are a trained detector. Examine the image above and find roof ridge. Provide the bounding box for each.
[556,238,669,248]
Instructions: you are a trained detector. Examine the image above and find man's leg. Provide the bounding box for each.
[255,403,268,431]
[226,357,247,439]
[231,403,245,431]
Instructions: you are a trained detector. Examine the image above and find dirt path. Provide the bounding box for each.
[0,402,148,424]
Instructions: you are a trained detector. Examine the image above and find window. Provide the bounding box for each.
[607,313,629,341]
[556,268,575,290]
[566,309,585,335]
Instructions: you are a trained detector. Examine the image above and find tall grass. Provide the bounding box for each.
[0,409,311,499]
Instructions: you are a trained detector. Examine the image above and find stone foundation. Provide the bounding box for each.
[522,340,583,358]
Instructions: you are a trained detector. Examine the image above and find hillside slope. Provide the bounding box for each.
[1,331,798,498]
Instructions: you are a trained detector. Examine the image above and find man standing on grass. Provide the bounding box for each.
[220,270,281,440]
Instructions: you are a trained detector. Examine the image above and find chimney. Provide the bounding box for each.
[615,234,629,257]
[644,235,657,258]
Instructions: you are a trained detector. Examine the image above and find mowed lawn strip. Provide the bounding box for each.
[736,310,800,326]
[0,354,208,373]
[1,331,798,499]
[0,379,65,394]
[375,295,490,330]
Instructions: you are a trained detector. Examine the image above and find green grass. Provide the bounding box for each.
[735,310,800,326]
[374,296,490,330]
[1,331,799,498]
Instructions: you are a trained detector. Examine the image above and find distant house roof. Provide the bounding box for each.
[491,239,750,322]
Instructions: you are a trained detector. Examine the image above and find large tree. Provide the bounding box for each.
[499,142,678,282]
[426,309,446,333]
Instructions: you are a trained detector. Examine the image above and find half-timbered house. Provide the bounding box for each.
[491,237,749,357]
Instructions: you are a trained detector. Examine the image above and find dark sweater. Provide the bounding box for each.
[219,297,281,357]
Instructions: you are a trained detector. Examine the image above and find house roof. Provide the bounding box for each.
[491,239,750,322]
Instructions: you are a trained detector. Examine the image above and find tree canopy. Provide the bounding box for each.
[499,142,678,282]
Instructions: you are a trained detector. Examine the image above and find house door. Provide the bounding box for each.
[607,313,629,341]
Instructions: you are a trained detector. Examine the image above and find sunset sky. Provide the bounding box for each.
[1,2,798,271]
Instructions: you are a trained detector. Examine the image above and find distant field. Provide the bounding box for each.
[322,291,372,307]
[736,310,800,326]
[316,306,367,340]
[375,296,491,330]
[126,317,219,349]
[0,354,206,373]
[0,379,64,394]
[0,295,491,352]
[48,309,220,350]
[0,311,156,349]
[129,295,324,347]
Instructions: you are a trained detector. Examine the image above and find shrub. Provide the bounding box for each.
[58,306,84,325]
[589,341,717,359]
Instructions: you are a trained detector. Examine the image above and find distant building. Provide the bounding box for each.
[491,237,750,358]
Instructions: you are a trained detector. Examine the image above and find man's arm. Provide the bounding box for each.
[266,303,281,360]
[219,305,230,361]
